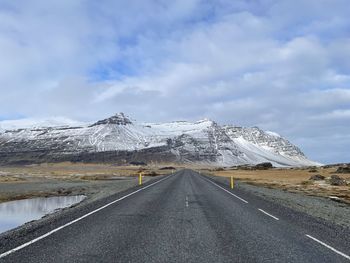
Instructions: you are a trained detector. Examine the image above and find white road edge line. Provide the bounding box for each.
[306,234,350,260]
[202,177,248,204]
[258,208,279,220]
[0,175,172,259]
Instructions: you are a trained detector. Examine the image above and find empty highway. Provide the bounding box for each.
[0,170,349,262]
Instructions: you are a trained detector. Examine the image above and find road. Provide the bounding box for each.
[0,169,349,262]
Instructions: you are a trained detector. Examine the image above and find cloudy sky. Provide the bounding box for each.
[0,0,349,164]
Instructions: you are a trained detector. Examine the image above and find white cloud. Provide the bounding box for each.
[310,109,350,120]
[0,0,349,163]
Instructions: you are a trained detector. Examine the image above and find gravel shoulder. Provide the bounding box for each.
[206,174,350,228]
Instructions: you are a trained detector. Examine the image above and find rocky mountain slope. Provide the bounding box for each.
[0,113,320,166]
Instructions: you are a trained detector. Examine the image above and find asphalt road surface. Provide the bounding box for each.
[0,170,349,262]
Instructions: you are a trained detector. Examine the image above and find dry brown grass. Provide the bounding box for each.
[201,167,350,203]
[1,162,349,203]
[0,162,180,203]
[0,162,180,182]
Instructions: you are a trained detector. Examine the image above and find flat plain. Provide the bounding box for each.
[201,166,350,204]
[0,163,349,204]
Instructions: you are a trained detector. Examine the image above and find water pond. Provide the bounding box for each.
[0,195,85,234]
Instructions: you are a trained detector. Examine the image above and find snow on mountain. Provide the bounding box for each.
[0,117,86,131]
[0,113,320,167]
[265,131,281,137]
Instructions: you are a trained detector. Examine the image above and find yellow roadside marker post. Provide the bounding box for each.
[139,172,142,185]
[230,176,234,189]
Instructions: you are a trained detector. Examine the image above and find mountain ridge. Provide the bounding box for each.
[0,113,320,167]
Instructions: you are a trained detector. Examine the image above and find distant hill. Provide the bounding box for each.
[0,113,320,166]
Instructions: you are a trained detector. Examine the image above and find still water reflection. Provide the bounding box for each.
[0,195,85,234]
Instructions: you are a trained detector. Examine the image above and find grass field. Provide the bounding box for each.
[0,162,180,203]
[0,162,349,204]
[0,162,178,182]
[202,166,350,203]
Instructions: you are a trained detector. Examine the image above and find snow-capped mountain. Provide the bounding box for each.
[0,113,320,166]
[0,117,86,131]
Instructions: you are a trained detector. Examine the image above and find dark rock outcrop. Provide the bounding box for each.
[90,113,132,126]
[329,175,347,186]
[254,162,273,170]
[309,174,325,181]
[335,166,350,173]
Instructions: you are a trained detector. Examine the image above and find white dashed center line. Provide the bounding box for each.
[258,208,279,220]
[198,173,350,260]
[306,234,350,260]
